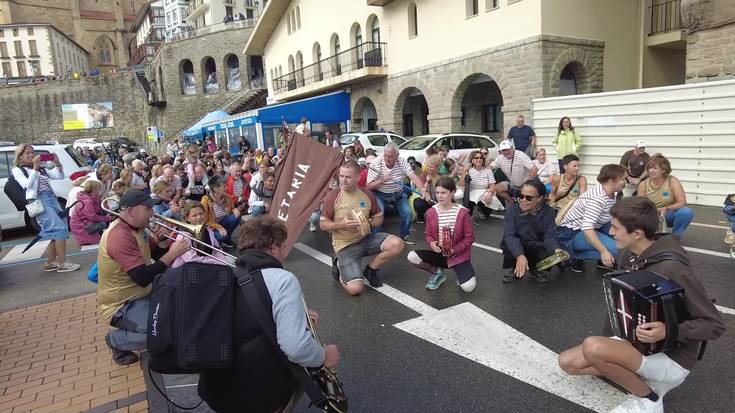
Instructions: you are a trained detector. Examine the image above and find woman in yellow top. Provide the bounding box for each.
[637,153,694,238]
[552,116,582,174]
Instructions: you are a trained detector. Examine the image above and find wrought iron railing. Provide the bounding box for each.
[165,18,258,43]
[273,41,387,94]
[650,0,682,34]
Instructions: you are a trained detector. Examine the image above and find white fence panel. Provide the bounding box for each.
[532,79,735,207]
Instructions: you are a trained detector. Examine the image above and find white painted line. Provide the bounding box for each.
[394,302,626,413]
[472,242,503,254]
[292,242,436,316]
[716,305,735,316]
[164,383,198,389]
[682,246,732,259]
[80,244,99,251]
[0,240,51,264]
[690,222,729,230]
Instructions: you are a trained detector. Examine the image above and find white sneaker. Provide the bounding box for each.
[611,396,663,413]
[57,262,81,273]
[725,229,734,244]
[309,222,317,232]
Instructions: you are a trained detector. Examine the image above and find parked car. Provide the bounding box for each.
[73,138,108,152]
[0,144,92,232]
[398,133,498,165]
[339,131,407,155]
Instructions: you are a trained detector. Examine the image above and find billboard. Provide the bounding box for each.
[62,102,114,130]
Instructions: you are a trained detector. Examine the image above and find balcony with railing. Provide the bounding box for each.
[272,41,388,101]
[165,18,258,42]
[128,43,159,66]
[647,0,686,48]
[185,0,210,21]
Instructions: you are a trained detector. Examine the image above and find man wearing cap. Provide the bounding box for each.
[619,141,650,196]
[97,190,188,365]
[491,140,538,206]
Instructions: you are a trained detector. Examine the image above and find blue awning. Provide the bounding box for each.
[257,91,351,124]
[181,110,231,137]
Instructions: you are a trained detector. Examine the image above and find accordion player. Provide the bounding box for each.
[603,270,687,355]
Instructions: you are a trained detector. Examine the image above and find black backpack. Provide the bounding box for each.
[4,167,29,211]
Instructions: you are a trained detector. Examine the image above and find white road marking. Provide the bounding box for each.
[80,244,99,251]
[165,383,198,389]
[472,242,503,254]
[682,246,732,259]
[293,242,627,412]
[394,303,626,413]
[716,305,735,316]
[0,240,51,264]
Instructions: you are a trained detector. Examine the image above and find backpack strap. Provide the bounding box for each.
[634,251,688,270]
[234,267,329,409]
[554,174,580,203]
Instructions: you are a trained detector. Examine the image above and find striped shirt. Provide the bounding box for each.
[560,184,615,231]
[490,150,534,187]
[434,204,461,233]
[468,168,495,192]
[212,202,229,220]
[367,154,414,194]
[37,174,53,194]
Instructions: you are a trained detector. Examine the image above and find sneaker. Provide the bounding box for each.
[502,271,518,283]
[331,256,340,281]
[425,271,446,290]
[56,262,80,273]
[725,230,735,244]
[597,261,613,270]
[220,241,235,249]
[363,266,382,288]
[105,333,139,366]
[309,222,318,232]
[415,217,424,224]
[529,269,549,283]
[401,236,416,245]
[43,262,59,272]
[570,259,585,273]
[610,396,663,413]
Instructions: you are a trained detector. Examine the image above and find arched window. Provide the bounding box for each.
[287,12,292,34]
[94,36,114,65]
[291,10,296,32]
[351,23,363,69]
[225,54,241,91]
[408,3,418,37]
[313,42,322,81]
[559,64,578,96]
[330,33,341,76]
[370,16,380,43]
[295,51,303,86]
[466,0,479,17]
[202,57,218,93]
[180,59,196,95]
[296,6,301,29]
[287,54,295,90]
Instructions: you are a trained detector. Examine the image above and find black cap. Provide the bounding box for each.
[119,190,161,208]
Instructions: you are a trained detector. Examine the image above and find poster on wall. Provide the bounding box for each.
[62,102,114,130]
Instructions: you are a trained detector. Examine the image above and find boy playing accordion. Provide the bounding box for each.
[558,197,724,413]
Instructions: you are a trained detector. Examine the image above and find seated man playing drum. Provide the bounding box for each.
[558,197,724,413]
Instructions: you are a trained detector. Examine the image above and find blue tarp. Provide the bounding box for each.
[257,91,351,124]
[181,110,231,137]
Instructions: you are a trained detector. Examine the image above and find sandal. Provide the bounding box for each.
[43,262,59,272]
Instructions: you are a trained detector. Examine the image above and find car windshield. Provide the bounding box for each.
[340,134,359,145]
[399,137,435,150]
[65,146,88,168]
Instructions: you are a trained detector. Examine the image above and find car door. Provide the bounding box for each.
[366,134,390,152]
[448,136,476,163]
[0,150,26,230]
[389,134,406,147]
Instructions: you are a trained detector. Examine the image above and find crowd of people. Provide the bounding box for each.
[12,113,728,413]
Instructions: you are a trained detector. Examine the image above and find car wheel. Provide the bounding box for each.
[24,211,41,233]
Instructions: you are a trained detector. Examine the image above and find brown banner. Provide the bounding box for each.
[269,134,344,256]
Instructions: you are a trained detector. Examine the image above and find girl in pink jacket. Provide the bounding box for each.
[70,180,110,246]
[407,176,477,292]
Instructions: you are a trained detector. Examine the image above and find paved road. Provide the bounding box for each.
[1,205,733,412]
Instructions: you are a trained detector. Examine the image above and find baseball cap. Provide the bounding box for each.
[635,140,646,148]
[119,190,161,208]
[498,140,514,151]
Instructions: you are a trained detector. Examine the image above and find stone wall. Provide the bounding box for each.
[0,73,148,143]
[144,25,257,138]
[683,0,735,82]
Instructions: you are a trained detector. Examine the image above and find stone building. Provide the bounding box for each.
[245,0,698,139]
[0,0,148,71]
[682,0,735,82]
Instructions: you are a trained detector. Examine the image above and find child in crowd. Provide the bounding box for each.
[724,193,735,244]
[171,202,233,268]
[406,176,477,292]
[70,180,110,246]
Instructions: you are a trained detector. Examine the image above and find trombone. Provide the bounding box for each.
[101,197,237,268]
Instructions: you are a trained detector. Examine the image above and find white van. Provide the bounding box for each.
[0,144,92,231]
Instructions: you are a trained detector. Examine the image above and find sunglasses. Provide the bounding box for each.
[473,156,484,160]
[518,194,538,202]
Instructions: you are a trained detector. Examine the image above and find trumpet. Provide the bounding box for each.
[100,197,237,268]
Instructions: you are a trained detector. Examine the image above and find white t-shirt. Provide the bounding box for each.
[533,159,558,184]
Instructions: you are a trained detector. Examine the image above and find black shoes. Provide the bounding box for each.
[331,256,340,281]
[502,271,518,283]
[363,266,382,288]
[570,259,585,273]
[105,333,139,366]
[529,269,549,283]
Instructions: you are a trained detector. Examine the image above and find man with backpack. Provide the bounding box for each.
[558,197,724,413]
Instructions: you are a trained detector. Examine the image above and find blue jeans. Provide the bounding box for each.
[250,205,266,217]
[215,213,240,243]
[373,190,411,238]
[559,222,617,261]
[665,207,694,237]
[727,214,735,231]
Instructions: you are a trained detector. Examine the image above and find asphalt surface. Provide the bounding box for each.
[0,205,733,413]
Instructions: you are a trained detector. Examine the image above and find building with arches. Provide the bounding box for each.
[245,0,698,139]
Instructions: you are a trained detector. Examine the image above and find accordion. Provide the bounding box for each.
[439,226,453,257]
[603,270,687,355]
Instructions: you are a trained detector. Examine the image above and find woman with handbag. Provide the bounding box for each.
[549,154,587,225]
[552,116,582,174]
[70,180,110,246]
[12,144,80,272]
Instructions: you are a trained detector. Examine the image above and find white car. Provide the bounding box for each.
[73,138,108,152]
[398,133,498,165]
[339,131,407,154]
[0,144,92,231]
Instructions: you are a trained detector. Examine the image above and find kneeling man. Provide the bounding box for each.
[320,161,404,295]
[558,197,724,412]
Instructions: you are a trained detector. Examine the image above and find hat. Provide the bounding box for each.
[498,140,514,151]
[635,140,646,148]
[119,190,161,209]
